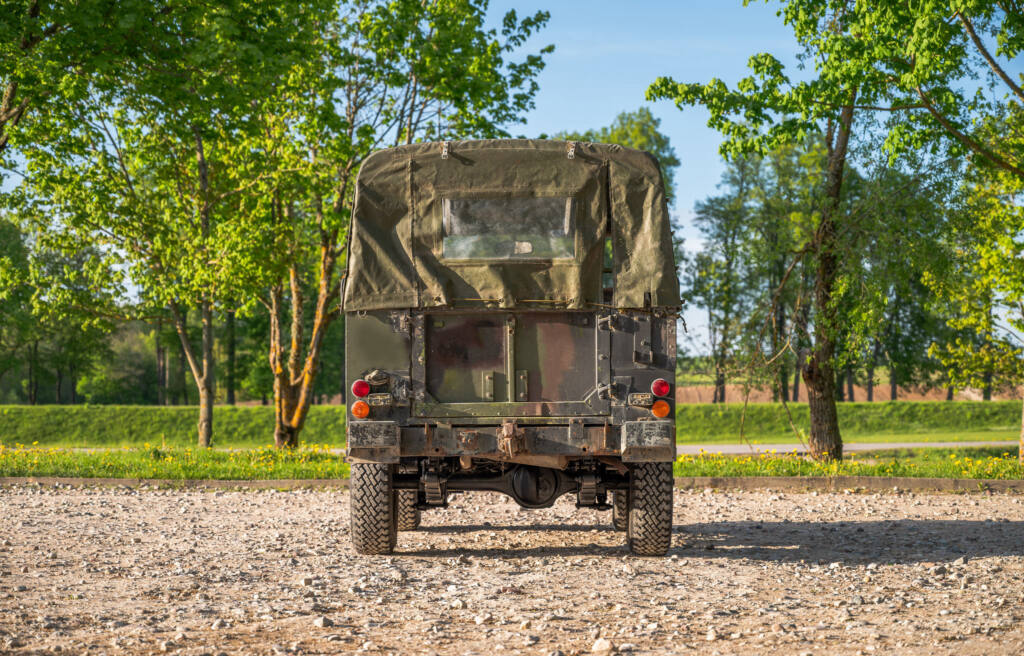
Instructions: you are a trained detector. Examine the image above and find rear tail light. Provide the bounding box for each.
[351,400,370,419]
[651,399,671,418]
[651,378,671,397]
[351,379,370,398]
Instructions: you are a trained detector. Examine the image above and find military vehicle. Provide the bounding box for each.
[343,139,680,556]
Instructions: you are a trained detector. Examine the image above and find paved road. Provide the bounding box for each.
[677,440,1019,455]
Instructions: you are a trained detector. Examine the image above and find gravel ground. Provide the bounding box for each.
[2,484,1023,656]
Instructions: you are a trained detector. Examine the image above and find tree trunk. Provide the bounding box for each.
[55,368,62,404]
[867,339,879,402]
[198,299,215,447]
[983,368,993,401]
[802,99,855,462]
[170,300,213,447]
[713,368,726,404]
[846,368,855,403]
[890,377,898,402]
[836,370,845,402]
[28,340,38,405]
[69,363,76,405]
[177,307,189,405]
[270,245,340,448]
[946,385,954,401]
[225,309,236,405]
[792,362,800,402]
[156,316,167,406]
[1019,397,1023,465]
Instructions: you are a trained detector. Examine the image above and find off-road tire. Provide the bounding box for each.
[611,490,628,531]
[395,489,421,531]
[627,462,673,556]
[350,463,397,554]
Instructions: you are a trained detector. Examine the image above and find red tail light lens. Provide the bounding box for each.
[651,378,671,397]
[351,379,370,398]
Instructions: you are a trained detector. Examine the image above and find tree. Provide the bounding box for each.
[648,0,1022,461]
[0,1,179,155]
[927,104,1024,460]
[11,0,329,444]
[236,0,553,448]
[685,156,761,402]
[556,107,681,205]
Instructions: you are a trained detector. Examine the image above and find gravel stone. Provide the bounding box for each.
[2,485,1022,655]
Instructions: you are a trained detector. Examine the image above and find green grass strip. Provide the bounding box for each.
[1,401,1019,448]
[1,445,1020,481]
[674,446,1023,479]
[0,444,349,480]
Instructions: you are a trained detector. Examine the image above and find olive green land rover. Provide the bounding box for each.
[342,139,680,556]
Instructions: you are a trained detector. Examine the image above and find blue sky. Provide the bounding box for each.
[488,0,803,348]
[489,0,802,244]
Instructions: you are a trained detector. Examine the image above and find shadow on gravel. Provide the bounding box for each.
[418,524,613,533]
[401,519,1023,561]
[674,519,1024,563]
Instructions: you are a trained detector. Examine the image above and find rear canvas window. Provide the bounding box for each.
[442,197,575,261]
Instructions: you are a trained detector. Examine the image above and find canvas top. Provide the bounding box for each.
[342,139,681,311]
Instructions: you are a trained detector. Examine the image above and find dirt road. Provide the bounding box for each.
[2,484,1023,655]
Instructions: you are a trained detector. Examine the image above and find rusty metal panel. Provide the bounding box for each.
[347,421,401,463]
[413,310,610,418]
[621,420,675,462]
[425,313,507,402]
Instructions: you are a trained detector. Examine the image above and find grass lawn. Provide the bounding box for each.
[676,446,1023,479]
[681,429,1020,445]
[1,444,1020,481]
[0,444,350,480]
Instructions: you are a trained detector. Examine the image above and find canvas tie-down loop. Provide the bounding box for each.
[441,141,450,159]
[566,141,576,159]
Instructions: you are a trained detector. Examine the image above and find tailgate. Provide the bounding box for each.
[411,311,610,418]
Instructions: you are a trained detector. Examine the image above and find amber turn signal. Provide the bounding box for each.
[351,400,370,419]
[651,399,671,418]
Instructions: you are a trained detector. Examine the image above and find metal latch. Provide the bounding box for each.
[627,392,654,407]
[367,392,393,407]
[497,419,525,458]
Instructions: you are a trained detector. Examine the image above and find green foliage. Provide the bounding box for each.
[926,103,1024,391]
[556,107,680,204]
[648,1,1022,176]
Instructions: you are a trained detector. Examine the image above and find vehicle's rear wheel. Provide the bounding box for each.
[395,489,421,531]
[627,462,673,556]
[350,463,397,554]
[611,490,628,531]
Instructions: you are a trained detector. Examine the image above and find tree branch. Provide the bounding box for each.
[957,11,1024,103]
[914,85,1024,179]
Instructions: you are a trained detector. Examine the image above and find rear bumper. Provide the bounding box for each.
[347,419,676,464]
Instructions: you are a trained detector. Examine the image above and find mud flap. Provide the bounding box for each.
[621,420,675,462]
[348,421,401,463]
